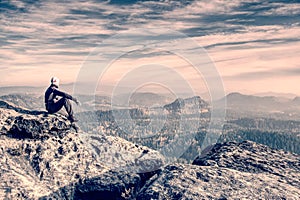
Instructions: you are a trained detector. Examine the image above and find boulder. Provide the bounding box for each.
[0,105,164,199]
[136,163,300,199]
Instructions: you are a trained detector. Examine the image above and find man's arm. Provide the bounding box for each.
[53,88,75,100]
[53,88,81,105]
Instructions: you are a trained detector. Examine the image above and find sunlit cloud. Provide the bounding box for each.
[0,0,299,95]
[260,3,300,16]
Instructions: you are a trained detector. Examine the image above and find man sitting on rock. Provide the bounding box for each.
[45,77,80,123]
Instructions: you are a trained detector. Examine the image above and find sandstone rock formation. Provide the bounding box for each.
[138,141,300,199]
[0,100,299,199]
[0,101,164,199]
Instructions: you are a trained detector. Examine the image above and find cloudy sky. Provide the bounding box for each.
[1,0,300,96]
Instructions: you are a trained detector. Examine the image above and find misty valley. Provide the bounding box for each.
[1,91,299,162]
[1,90,300,199]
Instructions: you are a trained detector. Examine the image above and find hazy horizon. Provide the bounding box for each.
[0,83,299,100]
[1,0,300,96]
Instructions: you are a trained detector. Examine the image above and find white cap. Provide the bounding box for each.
[51,77,60,87]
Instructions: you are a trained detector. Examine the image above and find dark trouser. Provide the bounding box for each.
[47,98,74,118]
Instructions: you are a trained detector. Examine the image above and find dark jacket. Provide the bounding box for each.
[44,84,74,110]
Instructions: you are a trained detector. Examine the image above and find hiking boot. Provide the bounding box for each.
[68,115,78,123]
[71,123,80,133]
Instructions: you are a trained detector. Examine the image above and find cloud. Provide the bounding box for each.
[0,0,300,95]
[260,3,300,16]
[227,67,300,82]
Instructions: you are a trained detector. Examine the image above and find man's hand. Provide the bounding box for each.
[74,98,81,106]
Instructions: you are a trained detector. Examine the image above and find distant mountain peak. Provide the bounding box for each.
[227,92,243,96]
[163,95,208,112]
[292,96,300,102]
